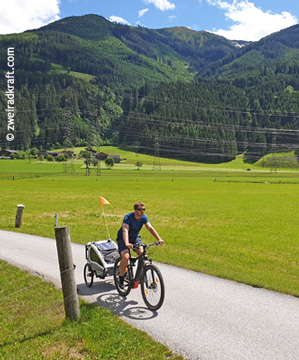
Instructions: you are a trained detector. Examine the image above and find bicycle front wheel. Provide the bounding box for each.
[113,256,132,297]
[141,264,165,311]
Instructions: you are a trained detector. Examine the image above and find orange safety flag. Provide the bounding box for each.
[99,196,111,206]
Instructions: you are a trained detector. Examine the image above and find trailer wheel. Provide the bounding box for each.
[84,263,94,287]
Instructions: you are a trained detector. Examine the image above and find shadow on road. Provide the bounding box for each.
[77,278,158,320]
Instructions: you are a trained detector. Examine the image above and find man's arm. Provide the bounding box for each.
[122,223,133,249]
[145,222,164,244]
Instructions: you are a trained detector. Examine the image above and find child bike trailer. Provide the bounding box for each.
[84,239,119,287]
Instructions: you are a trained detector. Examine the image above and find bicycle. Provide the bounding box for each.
[113,242,165,311]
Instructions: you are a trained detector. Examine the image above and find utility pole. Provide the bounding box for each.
[152,133,161,171]
[86,78,101,176]
[63,90,75,173]
[271,132,277,173]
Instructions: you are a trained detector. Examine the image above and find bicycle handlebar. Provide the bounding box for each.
[133,241,162,250]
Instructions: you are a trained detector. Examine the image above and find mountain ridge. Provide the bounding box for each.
[1,15,299,163]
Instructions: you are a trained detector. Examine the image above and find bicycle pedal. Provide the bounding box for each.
[132,281,139,289]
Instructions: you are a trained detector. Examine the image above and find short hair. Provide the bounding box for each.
[134,202,145,210]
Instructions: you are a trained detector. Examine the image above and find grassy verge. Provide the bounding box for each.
[0,260,183,360]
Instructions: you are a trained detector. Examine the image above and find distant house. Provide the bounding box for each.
[47,151,59,158]
[0,149,18,159]
[95,152,108,161]
[38,151,48,157]
[58,150,75,158]
[108,155,121,163]
[38,150,75,159]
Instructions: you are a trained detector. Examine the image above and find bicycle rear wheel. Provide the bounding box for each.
[141,264,165,311]
[113,256,132,296]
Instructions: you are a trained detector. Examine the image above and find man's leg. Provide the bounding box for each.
[134,235,143,257]
[134,248,143,256]
[119,249,130,276]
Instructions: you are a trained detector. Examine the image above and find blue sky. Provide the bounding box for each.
[0,0,298,41]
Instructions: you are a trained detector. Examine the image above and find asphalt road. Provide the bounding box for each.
[1,229,299,359]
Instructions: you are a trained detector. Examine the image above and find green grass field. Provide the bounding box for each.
[1,147,299,358]
[1,148,299,297]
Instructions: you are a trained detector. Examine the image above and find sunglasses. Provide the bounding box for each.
[137,208,146,211]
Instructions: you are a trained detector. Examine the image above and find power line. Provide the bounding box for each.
[2,86,299,121]
[1,104,299,135]
[2,90,299,161]
[1,126,298,161]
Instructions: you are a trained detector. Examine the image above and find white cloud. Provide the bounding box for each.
[139,8,149,18]
[109,16,130,26]
[0,0,60,35]
[207,0,298,41]
[145,0,175,11]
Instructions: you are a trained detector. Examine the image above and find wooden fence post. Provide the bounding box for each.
[55,226,80,320]
[15,204,25,228]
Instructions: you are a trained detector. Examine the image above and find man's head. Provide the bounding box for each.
[134,202,146,215]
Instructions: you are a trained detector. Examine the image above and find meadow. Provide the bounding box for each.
[1,147,299,297]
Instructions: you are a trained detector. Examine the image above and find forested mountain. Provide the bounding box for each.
[40,15,237,77]
[1,14,299,163]
[118,79,299,162]
[198,24,299,82]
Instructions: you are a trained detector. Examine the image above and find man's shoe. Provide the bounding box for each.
[119,275,125,289]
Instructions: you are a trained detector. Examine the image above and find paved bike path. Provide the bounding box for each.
[1,230,299,360]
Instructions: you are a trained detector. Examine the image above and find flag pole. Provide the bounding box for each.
[99,196,111,239]
[102,206,111,239]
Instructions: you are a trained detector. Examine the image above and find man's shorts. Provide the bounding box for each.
[117,235,142,253]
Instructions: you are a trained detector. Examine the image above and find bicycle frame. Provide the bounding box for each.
[127,245,151,288]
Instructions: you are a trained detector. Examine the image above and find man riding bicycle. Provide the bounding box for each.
[116,202,164,288]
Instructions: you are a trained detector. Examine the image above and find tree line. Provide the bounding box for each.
[115,78,299,163]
